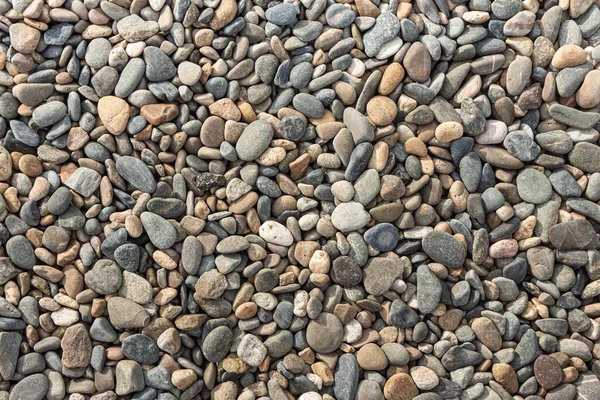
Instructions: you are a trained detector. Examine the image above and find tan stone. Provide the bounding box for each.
[0,146,12,181]
[209,0,237,30]
[209,98,241,121]
[9,23,40,54]
[61,323,92,368]
[379,63,405,95]
[294,241,321,267]
[576,70,600,109]
[357,343,388,370]
[356,0,380,17]
[98,96,129,134]
[404,137,427,157]
[140,103,179,125]
[551,44,587,69]
[492,364,518,394]
[367,96,398,126]
[384,373,419,400]
[435,121,464,143]
[171,369,197,390]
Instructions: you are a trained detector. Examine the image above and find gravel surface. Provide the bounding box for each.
[0,0,600,399]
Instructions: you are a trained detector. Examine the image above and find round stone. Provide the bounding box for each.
[516,168,552,204]
[364,223,399,252]
[384,373,419,400]
[356,343,388,370]
[306,313,344,353]
[331,256,363,287]
[366,96,397,126]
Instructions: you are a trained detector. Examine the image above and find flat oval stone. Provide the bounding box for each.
[31,102,67,128]
[364,223,399,252]
[116,156,157,193]
[8,373,49,400]
[292,93,324,118]
[140,212,177,250]
[534,355,563,390]
[516,168,552,204]
[202,326,233,362]
[422,230,466,269]
[235,120,274,161]
[259,220,294,246]
[265,3,296,25]
[6,235,35,270]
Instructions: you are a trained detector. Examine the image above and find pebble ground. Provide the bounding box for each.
[0,0,600,399]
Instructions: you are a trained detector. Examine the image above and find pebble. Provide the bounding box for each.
[404,42,432,83]
[364,223,398,252]
[265,3,297,25]
[516,168,552,204]
[384,373,419,400]
[237,334,267,367]
[306,313,344,353]
[534,355,563,390]
[331,202,370,232]
[334,354,360,400]
[116,156,157,193]
[140,212,176,249]
[8,374,49,400]
[121,334,160,365]
[236,120,273,161]
[422,231,466,269]
[417,265,442,314]
[61,323,91,368]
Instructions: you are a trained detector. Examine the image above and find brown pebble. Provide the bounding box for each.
[534,355,564,390]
